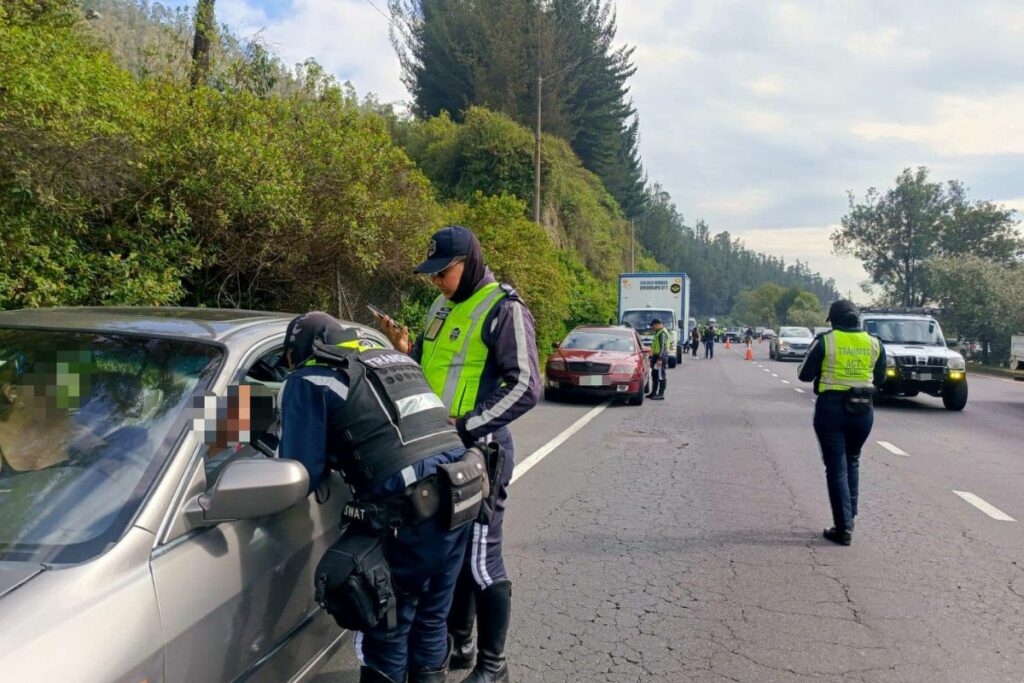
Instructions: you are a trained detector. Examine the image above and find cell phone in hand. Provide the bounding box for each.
[367,304,401,328]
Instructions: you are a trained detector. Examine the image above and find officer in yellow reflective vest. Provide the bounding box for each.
[799,300,886,546]
[375,226,540,683]
[648,318,669,400]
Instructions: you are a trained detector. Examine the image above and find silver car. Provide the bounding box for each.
[0,307,387,682]
[770,326,814,361]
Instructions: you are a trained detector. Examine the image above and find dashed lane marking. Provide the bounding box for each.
[763,369,770,373]
[781,380,791,384]
[771,373,779,377]
[953,491,1016,522]
[877,441,909,457]
[794,388,805,393]
[510,402,609,485]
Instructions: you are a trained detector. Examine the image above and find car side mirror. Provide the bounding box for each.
[184,458,309,528]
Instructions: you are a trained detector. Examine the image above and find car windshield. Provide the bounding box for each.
[561,331,636,353]
[780,327,813,338]
[621,311,674,332]
[0,330,221,563]
[864,318,945,346]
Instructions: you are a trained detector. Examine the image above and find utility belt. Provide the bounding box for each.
[314,444,504,632]
[821,385,875,415]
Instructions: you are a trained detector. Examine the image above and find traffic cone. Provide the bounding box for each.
[725,339,732,350]
[745,346,754,361]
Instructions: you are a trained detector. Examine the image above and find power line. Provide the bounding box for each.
[361,0,398,31]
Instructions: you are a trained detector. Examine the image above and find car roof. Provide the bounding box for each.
[860,312,935,320]
[0,307,381,346]
[570,325,634,334]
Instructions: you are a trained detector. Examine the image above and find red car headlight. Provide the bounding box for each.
[547,358,565,371]
[612,362,636,375]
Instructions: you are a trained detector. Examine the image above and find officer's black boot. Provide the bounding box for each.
[448,571,477,670]
[359,666,397,683]
[464,581,512,683]
[408,636,452,683]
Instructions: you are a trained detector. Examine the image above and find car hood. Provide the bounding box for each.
[778,336,813,343]
[553,349,634,363]
[883,343,963,359]
[0,563,46,600]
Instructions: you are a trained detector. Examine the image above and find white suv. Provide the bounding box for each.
[861,310,968,411]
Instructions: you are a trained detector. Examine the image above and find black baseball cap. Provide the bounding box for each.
[826,299,860,323]
[651,318,663,325]
[413,225,474,275]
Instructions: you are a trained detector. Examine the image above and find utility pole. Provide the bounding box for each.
[534,75,543,225]
[630,219,635,271]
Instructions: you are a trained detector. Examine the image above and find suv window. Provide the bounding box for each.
[864,318,945,346]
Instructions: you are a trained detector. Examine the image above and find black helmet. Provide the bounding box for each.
[279,312,347,368]
[826,300,860,325]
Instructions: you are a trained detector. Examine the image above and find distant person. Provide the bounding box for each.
[798,301,886,546]
[691,326,701,357]
[702,324,716,359]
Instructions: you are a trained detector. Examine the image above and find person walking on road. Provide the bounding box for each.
[278,312,478,683]
[647,318,669,400]
[375,225,540,683]
[798,300,886,546]
[691,325,701,357]
[702,323,716,359]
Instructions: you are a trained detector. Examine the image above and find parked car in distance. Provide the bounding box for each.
[0,307,391,682]
[770,326,814,361]
[545,325,651,405]
[724,327,743,343]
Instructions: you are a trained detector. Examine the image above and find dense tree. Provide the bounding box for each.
[927,255,1024,365]
[833,167,1021,306]
[389,0,645,215]
[189,0,215,88]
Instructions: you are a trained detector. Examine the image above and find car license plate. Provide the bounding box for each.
[913,372,933,381]
[579,375,604,386]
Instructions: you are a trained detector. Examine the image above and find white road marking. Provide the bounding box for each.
[510,402,609,485]
[794,388,805,393]
[877,441,909,457]
[781,380,790,384]
[771,373,779,377]
[953,491,1016,522]
[763,369,770,373]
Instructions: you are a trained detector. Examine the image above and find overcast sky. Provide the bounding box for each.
[200,0,1024,298]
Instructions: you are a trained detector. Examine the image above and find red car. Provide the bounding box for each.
[544,325,651,405]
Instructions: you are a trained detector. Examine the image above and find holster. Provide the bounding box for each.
[477,441,506,524]
[437,448,486,531]
[845,387,874,415]
[314,524,397,632]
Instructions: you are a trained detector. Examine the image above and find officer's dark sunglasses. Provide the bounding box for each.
[429,259,463,281]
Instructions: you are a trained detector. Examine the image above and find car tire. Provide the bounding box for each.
[676,346,683,365]
[627,390,644,406]
[668,356,677,369]
[544,387,562,402]
[942,380,968,411]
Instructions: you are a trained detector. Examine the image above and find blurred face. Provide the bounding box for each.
[431,259,465,299]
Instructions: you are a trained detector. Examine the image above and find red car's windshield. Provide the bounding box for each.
[561,331,637,353]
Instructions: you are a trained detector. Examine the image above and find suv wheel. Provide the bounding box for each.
[942,380,968,411]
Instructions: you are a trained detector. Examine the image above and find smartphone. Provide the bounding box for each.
[367,304,401,328]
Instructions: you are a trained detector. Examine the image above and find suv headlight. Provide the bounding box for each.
[779,341,790,349]
[886,354,895,368]
[948,356,965,371]
[547,358,565,371]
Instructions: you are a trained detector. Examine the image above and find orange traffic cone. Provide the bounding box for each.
[725,339,732,350]
[745,345,754,361]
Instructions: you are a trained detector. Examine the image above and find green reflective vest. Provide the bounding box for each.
[820,330,881,392]
[652,327,668,355]
[420,282,507,418]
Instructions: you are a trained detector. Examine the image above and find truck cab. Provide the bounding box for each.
[621,308,679,367]
[861,308,968,411]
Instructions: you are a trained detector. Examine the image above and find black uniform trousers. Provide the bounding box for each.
[812,393,873,532]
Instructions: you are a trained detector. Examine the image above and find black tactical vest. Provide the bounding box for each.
[308,340,463,492]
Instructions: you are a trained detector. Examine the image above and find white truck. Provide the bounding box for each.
[1011,335,1024,380]
[618,272,690,368]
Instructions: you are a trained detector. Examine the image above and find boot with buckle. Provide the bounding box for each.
[448,571,477,670]
[408,636,453,683]
[464,580,511,683]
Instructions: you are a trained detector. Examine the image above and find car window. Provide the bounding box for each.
[780,327,812,338]
[0,330,221,563]
[620,311,674,332]
[562,331,636,352]
[864,318,944,346]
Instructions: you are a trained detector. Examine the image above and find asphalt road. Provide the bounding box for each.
[313,342,1024,682]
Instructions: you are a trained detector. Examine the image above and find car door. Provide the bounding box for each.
[149,339,350,683]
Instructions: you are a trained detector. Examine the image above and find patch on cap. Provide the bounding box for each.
[427,239,437,257]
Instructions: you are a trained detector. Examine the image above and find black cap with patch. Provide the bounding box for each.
[413,225,473,275]
[278,311,349,368]
[826,299,860,323]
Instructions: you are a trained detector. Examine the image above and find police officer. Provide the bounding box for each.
[798,300,886,546]
[376,226,540,683]
[277,312,475,683]
[647,318,669,400]
[702,323,716,359]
